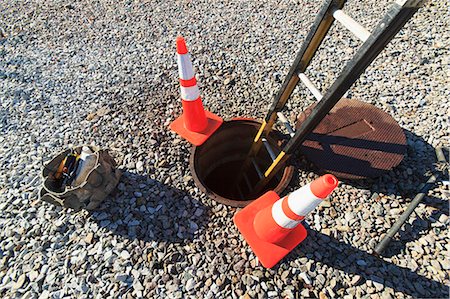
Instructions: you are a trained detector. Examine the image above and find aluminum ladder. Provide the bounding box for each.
[234,0,425,197]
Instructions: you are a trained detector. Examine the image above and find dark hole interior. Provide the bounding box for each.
[192,120,286,202]
[204,158,280,201]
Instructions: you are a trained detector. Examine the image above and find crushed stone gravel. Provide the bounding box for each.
[0,0,448,298]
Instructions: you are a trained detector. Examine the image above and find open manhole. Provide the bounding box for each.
[296,98,407,179]
[189,119,294,207]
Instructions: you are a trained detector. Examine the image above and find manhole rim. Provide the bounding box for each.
[189,118,294,207]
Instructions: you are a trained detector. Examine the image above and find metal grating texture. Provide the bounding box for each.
[296,98,407,179]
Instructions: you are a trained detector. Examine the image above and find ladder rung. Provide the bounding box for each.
[277,112,295,137]
[298,73,323,101]
[262,138,277,161]
[332,9,371,42]
[251,158,264,179]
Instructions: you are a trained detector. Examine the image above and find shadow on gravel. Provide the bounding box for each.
[281,228,449,298]
[340,130,448,258]
[379,204,448,258]
[339,129,441,197]
[288,128,447,260]
[89,170,210,243]
[290,129,437,195]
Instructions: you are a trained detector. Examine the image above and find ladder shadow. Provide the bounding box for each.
[305,131,407,154]
[282,129,448,287]
[280,228,449,298]
[291,129,431,180]
[290,129,439,196]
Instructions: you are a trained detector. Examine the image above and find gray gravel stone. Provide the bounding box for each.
[0,0,448,298]
[120,250,131,259]
[12,273,26,290]
[299,272,312,285]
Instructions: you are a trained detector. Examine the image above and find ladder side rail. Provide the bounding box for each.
[263,0,347,134]
[284,1,422,156]
[232,0,346,191]
[250,0,423,196]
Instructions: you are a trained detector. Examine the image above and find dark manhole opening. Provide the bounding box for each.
[189,119,294,207]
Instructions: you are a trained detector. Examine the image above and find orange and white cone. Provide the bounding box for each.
[233,174,339,268]
[170,36,223,146]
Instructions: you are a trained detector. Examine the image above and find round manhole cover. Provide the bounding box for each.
[296,98,407,179]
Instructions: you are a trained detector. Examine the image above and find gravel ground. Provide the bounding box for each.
[0,0,449,298]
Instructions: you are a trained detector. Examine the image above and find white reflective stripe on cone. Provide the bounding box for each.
[271,198,300,229]
[180,85,200,101]
[177,53,195,80]
[287,183,323,216]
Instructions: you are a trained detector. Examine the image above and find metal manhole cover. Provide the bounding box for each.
[296,98,407,179]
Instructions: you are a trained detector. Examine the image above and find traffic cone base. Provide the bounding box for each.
[233,191,307,268]
[170,109,223,146]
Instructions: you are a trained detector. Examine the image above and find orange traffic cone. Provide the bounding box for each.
[233,174,339,268]
[170,36,223,146]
